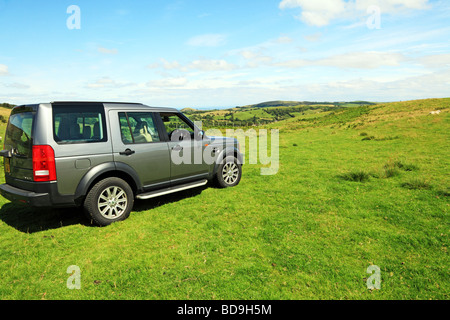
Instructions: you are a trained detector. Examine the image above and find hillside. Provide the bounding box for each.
[184,100,377,127]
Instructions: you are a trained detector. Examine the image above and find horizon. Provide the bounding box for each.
[1,0,449,108]
[2,96,449,111]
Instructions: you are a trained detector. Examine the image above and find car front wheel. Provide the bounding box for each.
[215,156,242,188]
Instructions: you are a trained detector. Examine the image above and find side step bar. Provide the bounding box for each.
[136,179,208,200]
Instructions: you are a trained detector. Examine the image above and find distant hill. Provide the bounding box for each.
[181,107,198,113]
[0,103,16,109]
[243,100,376,109]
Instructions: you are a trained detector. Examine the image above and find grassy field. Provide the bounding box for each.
[0,98,448,300]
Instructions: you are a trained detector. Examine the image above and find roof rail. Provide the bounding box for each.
[51,101,143,105]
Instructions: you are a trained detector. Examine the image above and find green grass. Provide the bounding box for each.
[0,98,448,300]
[401,178,432,190]
[338,170,371,182]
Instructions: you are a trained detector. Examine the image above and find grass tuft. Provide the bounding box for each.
[393,161,418,172]
[339,170,371,182]
[400,178,432,190]
[379,160,419,178]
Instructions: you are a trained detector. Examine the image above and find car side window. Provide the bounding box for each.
[119,112,161,144]
[53,105,107,144]
[159,113,194,140]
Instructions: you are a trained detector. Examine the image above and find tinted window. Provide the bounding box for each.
[5,107,35,158]
[119,112,160,144]
[53,105,107,144]
[160,113,194,135]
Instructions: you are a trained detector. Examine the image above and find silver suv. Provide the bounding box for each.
[0,102,242,226]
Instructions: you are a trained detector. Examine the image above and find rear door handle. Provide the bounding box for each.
[119,149,135,156]
[172,145,183,151]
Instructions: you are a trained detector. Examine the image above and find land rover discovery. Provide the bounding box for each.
[0,102,242,226]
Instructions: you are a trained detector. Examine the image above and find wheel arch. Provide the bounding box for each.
[74,162,142,205]
[213,147,243,177]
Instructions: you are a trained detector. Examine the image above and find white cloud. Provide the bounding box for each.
[275,36,293,44]
[151,58,182,70]
[279,0,347,26]
[308,67,450,100]
[147,77,188,88]
[353,0,430,12]
[0,64,9,76]
[319,51,405,68]
[275,51,405,69]
[86,76,133,88]
[149,58,238,72]
[279,0,431,26]
[98,46,118,55]
[3,82,30,89]
[239,50,274,68]
[187,59,237,71]
[303,32,322,42]
[418,53,450,68]
[186,34,227,47]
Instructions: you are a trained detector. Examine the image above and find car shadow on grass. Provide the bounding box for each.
[0,203,88,233]
[0,185,209,233]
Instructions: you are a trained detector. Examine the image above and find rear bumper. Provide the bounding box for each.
[0,183,51,207]
[0,182,77,208]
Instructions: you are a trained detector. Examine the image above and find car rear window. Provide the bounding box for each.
[53,104,107,144]
[5,107,36,158]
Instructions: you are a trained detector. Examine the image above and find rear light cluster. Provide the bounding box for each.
[32,145,57,182]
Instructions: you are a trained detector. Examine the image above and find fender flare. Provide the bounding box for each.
[74,162,142,202]
[213,147,243,176]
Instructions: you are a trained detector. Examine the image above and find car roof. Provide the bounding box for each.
[49,101,179,112]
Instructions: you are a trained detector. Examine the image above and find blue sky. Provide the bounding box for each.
[0,0,449,108]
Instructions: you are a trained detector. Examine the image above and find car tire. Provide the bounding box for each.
[84,177,134,226]
[215,156,242,188]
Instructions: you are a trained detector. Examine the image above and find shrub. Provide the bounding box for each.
[339,170,371,182]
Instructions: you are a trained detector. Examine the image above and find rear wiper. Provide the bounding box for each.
[0,150,12,158]
[12,150,29,158]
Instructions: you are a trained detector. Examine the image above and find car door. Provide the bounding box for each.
[109,110,171,191]
[155,112,210,185]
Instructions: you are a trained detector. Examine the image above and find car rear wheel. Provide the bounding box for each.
[84,177,134,226]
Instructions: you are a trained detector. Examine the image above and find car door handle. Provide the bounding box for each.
[119,149,135,156]
[172,145,183,151]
